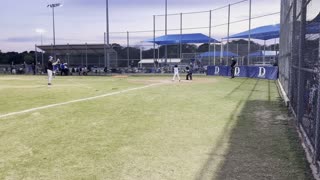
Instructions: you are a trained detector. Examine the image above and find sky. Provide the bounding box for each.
[0,0,283,52]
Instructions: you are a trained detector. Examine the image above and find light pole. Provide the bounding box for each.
[47,3,62,60]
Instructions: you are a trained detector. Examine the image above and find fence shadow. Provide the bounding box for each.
[195,82,313,180]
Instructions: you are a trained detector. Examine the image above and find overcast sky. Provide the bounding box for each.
[0,0,282,52]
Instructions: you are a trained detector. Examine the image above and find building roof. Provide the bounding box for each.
[36,44,116,55]
[138,58,181,64]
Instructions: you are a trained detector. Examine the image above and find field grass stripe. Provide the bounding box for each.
[0,82,165,119]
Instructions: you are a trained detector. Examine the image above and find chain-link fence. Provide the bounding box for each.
[29,0,282,74]
[279,0,320,172]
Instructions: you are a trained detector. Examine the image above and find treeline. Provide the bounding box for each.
[0,51,36,65]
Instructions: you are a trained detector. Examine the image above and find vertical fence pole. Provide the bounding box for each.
[104,32,106,68]
[209,10,212,66]
[165,0,168,65]
[220,40,223,65]
[180,13,183,60]
[297,0,307,124]
[153,15,156,63]
[85,43,88,67]
[67,43,70,65]
[290,0,297,103]
[263,40,266,65]
[127,31,130,67]
[214,43,216,65]
[35,45,38,62]
[248,0,252,65]
[236,43,239,64]
[140,46,143,68]
[227,4,230,66]
[315,26,320,163]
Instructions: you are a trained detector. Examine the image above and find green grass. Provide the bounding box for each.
[0,75,313,179]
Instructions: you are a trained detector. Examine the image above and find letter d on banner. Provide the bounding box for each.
[258,67,266,78]
[235,67,240,76]
[215,66,220,75]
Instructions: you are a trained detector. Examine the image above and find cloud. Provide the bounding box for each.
[3,37,39,43]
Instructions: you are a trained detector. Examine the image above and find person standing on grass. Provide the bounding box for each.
[230,56,237,79]
[172,64,181,82]
[47,56,60,86]
[186,66,193,80]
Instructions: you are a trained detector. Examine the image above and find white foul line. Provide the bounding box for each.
[0,82,165,119]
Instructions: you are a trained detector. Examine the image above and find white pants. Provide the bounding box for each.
[172,73,180,81]
[47,70,53,84]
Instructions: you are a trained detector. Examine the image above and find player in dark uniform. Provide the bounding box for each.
[230,56,237,78]
[47,56,60,86]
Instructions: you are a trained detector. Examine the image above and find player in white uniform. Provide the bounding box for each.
[172,64,181,82]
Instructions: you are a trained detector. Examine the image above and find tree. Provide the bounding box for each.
[24,54,34,64]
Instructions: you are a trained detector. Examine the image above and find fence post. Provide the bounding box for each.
[153,15,156,63]
[248,0,252,65]
[314,23,320,163]
[35,45,38,64]
[85,43,88,67]
[127,31,130,68]
[180,13,183,60]
[297,0,307,124]
[227,4,230,66]
[289,0,297,106]
[209,10,212,66]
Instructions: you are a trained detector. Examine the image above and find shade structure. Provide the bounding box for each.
[248,50,278,57]
[228,24,280,40]
[145,33,220,45]
[307,13,320,34]
[227,15,319,41]
[199,51,238,58]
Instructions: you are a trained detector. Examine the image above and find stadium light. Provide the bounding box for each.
[35,28,46,45]
[47,3,62,59]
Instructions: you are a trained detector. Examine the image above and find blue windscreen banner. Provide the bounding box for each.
[207,66,278,80]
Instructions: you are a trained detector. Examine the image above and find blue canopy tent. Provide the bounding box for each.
[228,24,280,40]
[144,33,220,65]
[145,33,220,45]
[227,24,280,65]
